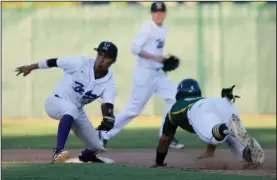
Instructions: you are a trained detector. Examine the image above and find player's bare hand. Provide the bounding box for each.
[15,65,33,76]
[198,152,215,159]
[198,144,216,159]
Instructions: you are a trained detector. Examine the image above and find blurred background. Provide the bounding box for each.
[2,1,276,118]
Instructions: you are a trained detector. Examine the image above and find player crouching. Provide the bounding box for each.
[15,41,118,164]
[153,78,265,168]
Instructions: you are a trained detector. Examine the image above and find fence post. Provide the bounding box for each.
[197,3,205,92]
[219,4,225,88]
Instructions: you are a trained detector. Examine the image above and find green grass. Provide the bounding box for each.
[2,163,273,180]
[2,118,276,180]
[2,128,276,149]
[2,117,276,149]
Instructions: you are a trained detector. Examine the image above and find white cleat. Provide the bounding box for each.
[169,138,185,149]
[247,137,265,164]
[227,114,252,147]
[228,114,265,165]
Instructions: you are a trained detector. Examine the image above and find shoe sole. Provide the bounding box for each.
[228,114,251,147]
[228,115,265,164]
[248,138,265,164]
[53,151,70,163]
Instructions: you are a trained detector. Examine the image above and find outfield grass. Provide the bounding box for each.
[2,116,276,149]
[2,163,273,180]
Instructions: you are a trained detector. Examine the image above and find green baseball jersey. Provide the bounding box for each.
[162,97,204,137]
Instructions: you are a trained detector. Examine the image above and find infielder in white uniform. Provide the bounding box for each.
[15,41,118,163]
[99,2,184,149]
[153,78,264,167]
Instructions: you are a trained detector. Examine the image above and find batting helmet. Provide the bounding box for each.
[175,78,202,101]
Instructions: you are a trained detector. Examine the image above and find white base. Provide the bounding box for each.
[65,157,115,164]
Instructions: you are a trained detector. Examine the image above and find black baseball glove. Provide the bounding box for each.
[97,116,115,131]
[162,55,180,72]
[221,85,241,103]
[97,103,115,131]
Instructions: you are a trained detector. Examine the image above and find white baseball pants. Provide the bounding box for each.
[44,94,102,152]
[187,97,246,160]
[187,98,239,145]
[103,66,177,140]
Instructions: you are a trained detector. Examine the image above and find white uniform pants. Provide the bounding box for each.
[104,66,177,140]
[188,98,246,160]
[44,94,102,152]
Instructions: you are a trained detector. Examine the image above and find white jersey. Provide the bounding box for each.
[52,55,116,108]
[131,19,166,69]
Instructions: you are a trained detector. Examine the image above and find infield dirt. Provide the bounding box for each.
[2,148,276,178]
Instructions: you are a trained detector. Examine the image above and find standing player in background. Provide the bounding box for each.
[15,41,118,163]
[153,78,264,167]
[99,2,184,150]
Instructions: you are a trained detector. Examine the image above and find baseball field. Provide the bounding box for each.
[2,115,276,180]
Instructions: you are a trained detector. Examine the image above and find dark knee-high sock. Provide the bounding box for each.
[56,114,74,152]
[212,123,229,141]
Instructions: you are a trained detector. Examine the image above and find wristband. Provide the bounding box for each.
[156,150,167,165]
[38,60,49,69]
[103,116,115,122]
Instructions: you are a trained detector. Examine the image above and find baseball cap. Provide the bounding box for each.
[94,41,118,60]
[151,2,166,12]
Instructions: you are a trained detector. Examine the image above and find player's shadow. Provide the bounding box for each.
[2,128,276,149]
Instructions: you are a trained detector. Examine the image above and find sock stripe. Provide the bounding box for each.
[214,125,219,137]
[212,124,225,140]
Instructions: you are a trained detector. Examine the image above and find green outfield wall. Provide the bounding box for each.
[2,4,276,118]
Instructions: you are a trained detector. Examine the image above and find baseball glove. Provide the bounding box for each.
[221,85,241,103]
[162,55,180,72]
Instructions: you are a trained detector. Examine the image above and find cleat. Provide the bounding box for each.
[78,148,114,163]
[52,149,69,163]
[169,138,184,149]
[246,138,265,164]
[227,114,251,147]
[228,114,265,165]
[78,149,94,163]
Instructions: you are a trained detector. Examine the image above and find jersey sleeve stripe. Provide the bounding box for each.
[171,103,193,115]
